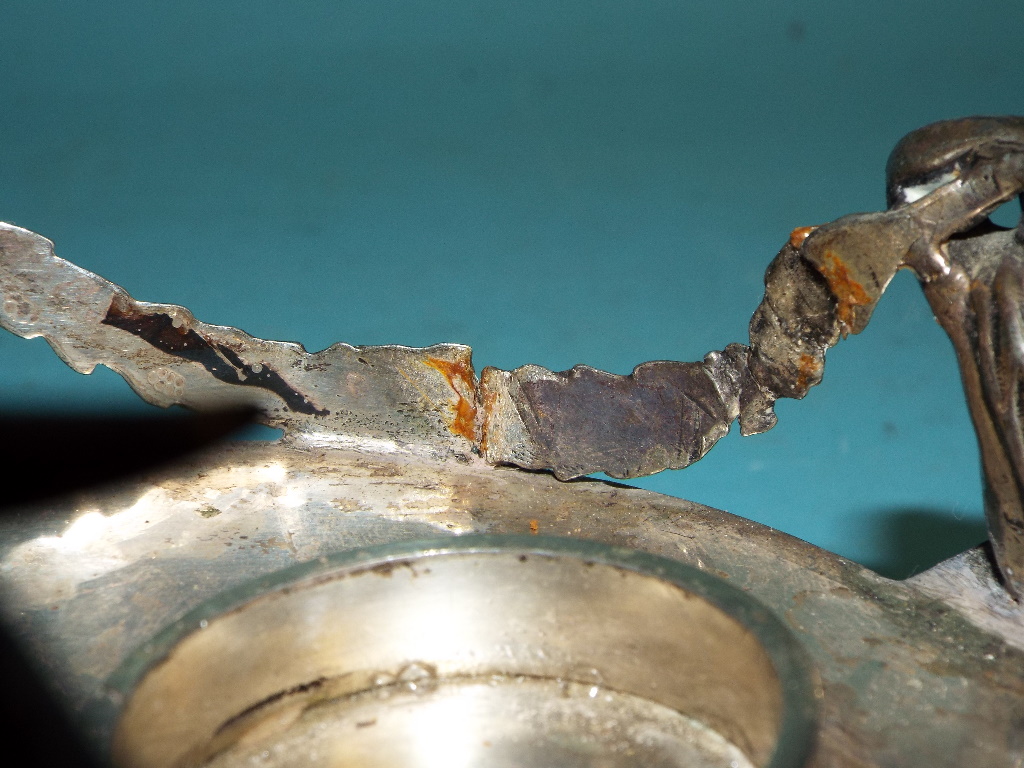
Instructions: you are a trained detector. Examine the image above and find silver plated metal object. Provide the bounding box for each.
[108,536,817,768]
[3,117,1024,766]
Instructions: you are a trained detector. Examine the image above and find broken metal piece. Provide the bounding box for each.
[6,119,1024,766]
[0,223,478,460]
[478,346,749,480]
[478,208,943,478]
[4,116,1024,596]
[485,117,1024,601]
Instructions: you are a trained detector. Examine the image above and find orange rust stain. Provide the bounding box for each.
[795,354,822,391]
[529,519,539,535]
[788,225,817,248]
[817,250,871,330]
[424,356,479,442]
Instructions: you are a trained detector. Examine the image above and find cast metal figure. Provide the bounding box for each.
[887,117,1024,598]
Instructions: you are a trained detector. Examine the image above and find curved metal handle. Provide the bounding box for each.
[5,117,1024,597]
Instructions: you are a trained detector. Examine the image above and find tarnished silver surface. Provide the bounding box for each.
[0,223,477,459]
[4,117,1024,766]
[3,117,1024,592]
[197,678,754,768]
[1,441,1023,767]
[480,119,1024,488]
[886,118,1024,599]
[110,538,815,768]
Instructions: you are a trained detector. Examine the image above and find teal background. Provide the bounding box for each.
[1,1,1021,576]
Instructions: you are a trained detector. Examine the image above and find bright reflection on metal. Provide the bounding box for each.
[898,170,959,203]
[112,538,815,768]
[276,487,307,508]
[257,463,288,483]
[408,690,477,768]
[296,431,421,456]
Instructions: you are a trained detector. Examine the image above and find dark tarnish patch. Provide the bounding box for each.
[423,355,479,442]
[516,361,733,480]
[102,296,328,416]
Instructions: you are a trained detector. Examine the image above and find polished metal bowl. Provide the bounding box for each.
[108,536,817,768]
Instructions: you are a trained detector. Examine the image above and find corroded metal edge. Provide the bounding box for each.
[0,222,477,461]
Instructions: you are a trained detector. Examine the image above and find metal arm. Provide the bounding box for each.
[3,117,1024,595]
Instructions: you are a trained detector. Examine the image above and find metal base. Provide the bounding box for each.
[109,538,815,768]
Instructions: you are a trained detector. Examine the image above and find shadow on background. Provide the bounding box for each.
[859,507,988,579]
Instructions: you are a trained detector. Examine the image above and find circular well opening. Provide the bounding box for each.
[110,536,816,768]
